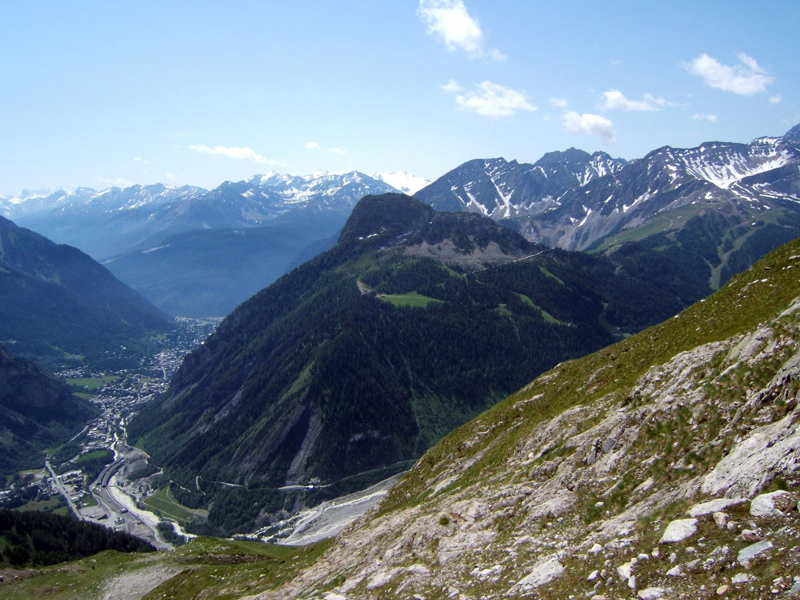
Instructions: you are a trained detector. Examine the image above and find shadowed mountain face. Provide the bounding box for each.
[0,215,173,369]
[0,344,95,474]
[129,194,710,535]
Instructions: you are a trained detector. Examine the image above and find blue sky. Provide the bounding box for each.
[1,1,798,195]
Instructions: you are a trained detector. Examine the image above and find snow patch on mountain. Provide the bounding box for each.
[373,171,431,195]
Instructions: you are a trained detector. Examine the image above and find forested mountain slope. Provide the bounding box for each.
[0,216,173,369]
[129,194,710,535]
[261,233,800,599]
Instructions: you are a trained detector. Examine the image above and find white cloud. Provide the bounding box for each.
[487,48,507,62]
[686,52,773,96]
[305,141,347,154]
[598,89,678,112]
[549,97,569,108]
[642,93,682,108]
[769,95,782,105]
[562,111,616,143]
[441,79,463,93]
[693,113,719,123]
[188,144,277,165]
[418,0,503,61]
[451,81,536,117]
[165,172,177,180]
[133,156,143,162]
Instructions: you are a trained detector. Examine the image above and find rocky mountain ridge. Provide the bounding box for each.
[415,125,800,257]
[256,235,800,599]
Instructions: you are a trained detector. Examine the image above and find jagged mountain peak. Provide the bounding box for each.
[417,127,800,255]
[784,122,800,143]
[535,147,592,166]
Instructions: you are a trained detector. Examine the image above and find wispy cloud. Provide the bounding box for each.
[306,141,347,155]
[549,97,569,108]
[441,79,463,93]
[418,0,504,61]
[686,52,773,96]
[562,111,616,143]
[598,89,678,112]
[446,81,536,117]
[188,144,277,165]
[769,95,782,105]
[693,113,719,123]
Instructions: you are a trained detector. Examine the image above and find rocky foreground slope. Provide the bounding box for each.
[256,237,800,598]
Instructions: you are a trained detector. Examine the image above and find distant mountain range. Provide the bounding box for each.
[128,193,711,536]
[0,215,174,369]
[5,126,799,318]
[7,172,404,317]
[416,124,800,292]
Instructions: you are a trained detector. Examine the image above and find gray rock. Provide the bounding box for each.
[659,518,698,544]
[516,556,564,590]
[688,497,746,517]
[665,565,682,576]
[750,490,793,517]
[737,540,773,566]
[732,572,755,584]
[638,588,670,600]
[741,529,762,542]
[713,511,728,528]
[617,561,634,580]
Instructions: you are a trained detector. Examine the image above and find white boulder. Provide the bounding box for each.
[659,518,698,544]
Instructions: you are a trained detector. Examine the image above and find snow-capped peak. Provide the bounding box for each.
[372,171,431,195]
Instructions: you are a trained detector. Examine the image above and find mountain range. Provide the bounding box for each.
[7,127,799,320]
[9,172,402,317]
[128,193,713,535]
[417,124,800,290]
[0,215,173,369]
[5,205,800,599]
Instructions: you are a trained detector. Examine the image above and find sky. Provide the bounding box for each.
[1,0,798,196]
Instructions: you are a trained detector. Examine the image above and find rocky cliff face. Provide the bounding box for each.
[258,237,800,598]
[0,344,95,473]
[0,345,77,411]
